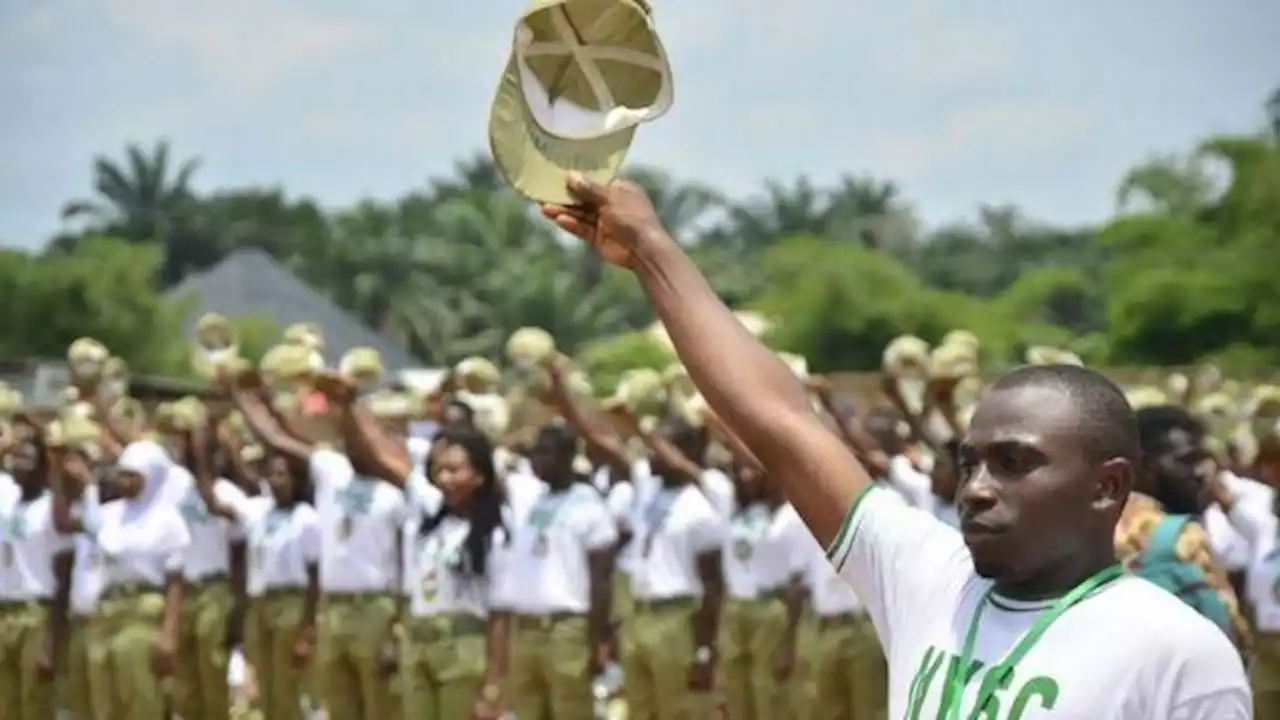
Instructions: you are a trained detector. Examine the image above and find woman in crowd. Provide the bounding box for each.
[324,373,516,720]
[401,427,510,719]
[85,440,189,720]
[188,421,320,720]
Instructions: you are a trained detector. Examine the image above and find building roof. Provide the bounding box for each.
[166,248,421,372]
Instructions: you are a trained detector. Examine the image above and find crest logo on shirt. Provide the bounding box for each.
[178,489,212,524]
[3,510,26,540]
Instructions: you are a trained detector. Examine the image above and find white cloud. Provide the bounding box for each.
[100,0,375,101]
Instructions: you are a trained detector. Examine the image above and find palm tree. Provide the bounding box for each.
[1115,154,1219,215]
[426,154,507,203]
[623,167,725,243]
[824,175,906,249]
[60,140,203,283]
[720,174,909,255]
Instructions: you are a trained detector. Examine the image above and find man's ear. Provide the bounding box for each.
[1094,457,1132,511]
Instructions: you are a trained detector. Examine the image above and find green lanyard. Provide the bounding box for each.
[940,563,1124,720]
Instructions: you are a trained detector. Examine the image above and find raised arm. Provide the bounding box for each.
[541,176,874,548]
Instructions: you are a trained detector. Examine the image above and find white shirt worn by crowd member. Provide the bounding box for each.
[95,441,192,591]
[628,481,726,602]
[173,469,250,583]
[96,496,191,590]
[403,475,509,618]
[885,454,963,530]
[723,501,809,600]
[613,460,652,580]
[504,479,617,615]
[589,464,637,536]
[1222,488,1280,633]
[406,436,432,477]
[0,472,17,508]
[223,493,321,598]
[1203,471,1273,573]
[69,485,105,616]
[697,468,736,521]
[310,449,407,594]
[827,486,1251,719]
[0,490,74,601]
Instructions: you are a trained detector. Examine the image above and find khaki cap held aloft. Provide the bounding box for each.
[489,0,673,204]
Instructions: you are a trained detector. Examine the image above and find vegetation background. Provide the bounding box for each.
[3,88,1277,394]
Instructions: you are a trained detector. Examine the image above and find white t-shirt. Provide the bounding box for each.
[69,487,105,615]
[0,473,17,508]
[224,494,321,597]
[698,468,735,520]
[828,487,1250,719]
[723,502,809,600]
[407,436,432,476]
[310,449,407,593]
[173,472,249,582]
[805,541,864,616]
[503,481,617,614]
[95,500,191,590]
[628,482,726,601]
[0,491,74,600]
[403,479,508,618]
[1204,472,1272,572]
[1225,494,1280,631]
[887,454,935,510]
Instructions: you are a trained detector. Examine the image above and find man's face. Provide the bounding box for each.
[958,385,1124,583]
[530,429,573,483]
[1144,427,1211,515]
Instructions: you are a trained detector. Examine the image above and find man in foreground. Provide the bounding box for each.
[541,173,1250,718]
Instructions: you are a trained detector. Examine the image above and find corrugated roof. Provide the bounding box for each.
[165,248,421,372]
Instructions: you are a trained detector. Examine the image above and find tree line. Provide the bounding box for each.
[3,89,1278,382]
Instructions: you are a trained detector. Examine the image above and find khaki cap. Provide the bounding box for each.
[489,0,673,204]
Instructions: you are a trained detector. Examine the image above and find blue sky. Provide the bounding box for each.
[1,0,1276,250]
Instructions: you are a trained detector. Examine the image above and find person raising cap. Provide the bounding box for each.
[542,173,1251,719]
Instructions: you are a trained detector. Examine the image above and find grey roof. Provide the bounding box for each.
[166,248,421,372]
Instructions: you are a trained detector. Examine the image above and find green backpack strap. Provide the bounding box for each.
[1145,514,1192,564]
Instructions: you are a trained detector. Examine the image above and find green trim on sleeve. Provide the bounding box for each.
[824,483,876,565]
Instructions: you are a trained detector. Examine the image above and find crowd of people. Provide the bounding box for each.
[0,180,1274,720]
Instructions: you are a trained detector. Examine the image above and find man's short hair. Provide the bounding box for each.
[1135,404,1205,452]
[990,364,1140,466]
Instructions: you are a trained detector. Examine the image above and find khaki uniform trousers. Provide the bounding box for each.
[173,577,234,720]
[790,612,820,719]
[245,589,311,720]
[508,613,594,720]
[1253,632,1280,719]
[621,597,715,720]
[717,595,789,720]
[85,586,169,720]
[60,614,93,720]
[807,612,887,720]
[0,600,55,720]
[400,613,489,719]
[315,593,397,719]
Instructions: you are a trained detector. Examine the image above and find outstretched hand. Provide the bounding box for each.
[540,173,667,270]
